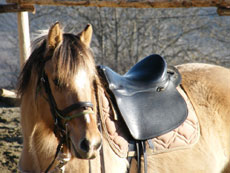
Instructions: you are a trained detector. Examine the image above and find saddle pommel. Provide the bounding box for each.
[125,54,167,83]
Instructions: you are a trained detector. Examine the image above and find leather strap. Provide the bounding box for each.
[136,142,141,173]
[61,102,93,115]
[89,160,92,173]
[45,138,65,173]
[128,141,148,173]
[141,141,147,173]
[94,82,106,173]
[98,114,105,173]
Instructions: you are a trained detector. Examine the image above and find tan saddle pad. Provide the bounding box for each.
[99,86,200,158]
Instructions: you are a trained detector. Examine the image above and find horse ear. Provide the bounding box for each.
[78,24,93,47]
[47,22,63,49]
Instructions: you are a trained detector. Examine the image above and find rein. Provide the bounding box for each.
[40,72,94,172]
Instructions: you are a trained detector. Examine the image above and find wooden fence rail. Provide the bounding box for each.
[0,4,35,13]
[5,0,230,8]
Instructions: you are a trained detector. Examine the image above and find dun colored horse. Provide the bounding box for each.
[18,22,230,173]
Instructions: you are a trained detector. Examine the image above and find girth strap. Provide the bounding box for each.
[135,141,147,173]
[128,141,148,173]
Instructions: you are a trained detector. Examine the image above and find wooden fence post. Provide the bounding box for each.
[17,11,30,68]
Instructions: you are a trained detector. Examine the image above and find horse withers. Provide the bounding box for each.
[18,22,230,173]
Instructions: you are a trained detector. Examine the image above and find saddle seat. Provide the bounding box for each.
[98,54,188,140]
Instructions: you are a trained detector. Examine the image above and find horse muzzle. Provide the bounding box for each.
[69,132,102,159]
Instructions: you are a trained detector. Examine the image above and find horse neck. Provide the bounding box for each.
[20,71,42,127]
[19,71,60,171]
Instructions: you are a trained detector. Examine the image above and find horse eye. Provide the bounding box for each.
[53,78,60,86]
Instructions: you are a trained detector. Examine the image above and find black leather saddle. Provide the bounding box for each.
[98,54,188,140]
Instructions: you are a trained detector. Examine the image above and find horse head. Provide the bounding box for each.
[38,22,101,159]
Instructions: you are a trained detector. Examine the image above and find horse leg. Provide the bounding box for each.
[64,158,97,173]
[222,160,230,173]
[129,158,138,173]
[19,139,35,172]
[102,138,129,173]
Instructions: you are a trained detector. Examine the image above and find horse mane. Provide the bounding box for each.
[17,33,96,96]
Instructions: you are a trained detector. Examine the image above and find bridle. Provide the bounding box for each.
[40,71,94,172]
[41,71,94,139]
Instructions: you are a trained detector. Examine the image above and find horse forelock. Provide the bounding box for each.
[17,32,97,97]
[54,33,96,86]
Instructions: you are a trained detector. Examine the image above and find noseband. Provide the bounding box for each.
[41,72,94,172]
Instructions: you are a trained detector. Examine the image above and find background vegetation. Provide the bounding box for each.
[0,4,230,89]
[0,3,229,172]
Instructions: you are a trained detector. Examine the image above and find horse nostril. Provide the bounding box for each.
[80,138,90,153]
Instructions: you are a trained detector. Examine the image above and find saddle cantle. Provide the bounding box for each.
[98,54,188,140]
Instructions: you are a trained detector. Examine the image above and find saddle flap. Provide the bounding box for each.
[114,82,188,140]
[98,54,188,140]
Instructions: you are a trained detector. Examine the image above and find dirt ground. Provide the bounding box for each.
[0,105,22,173]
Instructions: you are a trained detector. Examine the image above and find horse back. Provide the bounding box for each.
[177,63,230,110]
[178,63,230,161]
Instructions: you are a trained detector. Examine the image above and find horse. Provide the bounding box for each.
[17,22,230,173]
